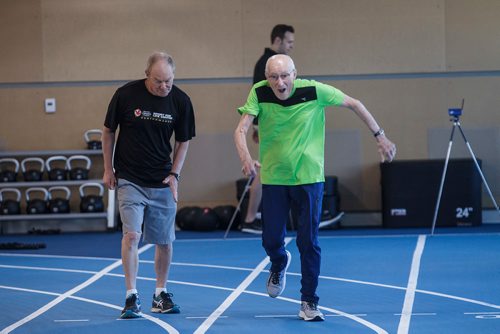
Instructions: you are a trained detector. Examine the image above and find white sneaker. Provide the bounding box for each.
[266,250,291,298]
[240,219,263,234]
[299,301,325,321]
[319,212,344,229]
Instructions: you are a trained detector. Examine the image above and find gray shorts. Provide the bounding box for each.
[117,178,176,244]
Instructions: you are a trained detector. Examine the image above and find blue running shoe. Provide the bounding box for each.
[120,293,143,319]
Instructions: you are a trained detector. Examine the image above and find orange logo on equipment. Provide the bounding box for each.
[134,109,142,117]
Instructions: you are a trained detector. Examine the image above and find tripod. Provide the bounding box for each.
[431,107,500,235]
[224,176,253,239]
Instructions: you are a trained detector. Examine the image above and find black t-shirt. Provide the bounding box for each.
[104,79,195,187]
[253,48,277,84]
[252,48,277,125]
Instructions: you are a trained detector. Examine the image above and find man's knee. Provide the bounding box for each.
[123,231,141,248]
[156,243,172,253]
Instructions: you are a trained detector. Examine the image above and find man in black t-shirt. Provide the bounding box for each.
[103,52,195,319]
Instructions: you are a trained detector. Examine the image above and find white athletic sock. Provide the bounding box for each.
[126,289,138,298]
[155,288,167,297]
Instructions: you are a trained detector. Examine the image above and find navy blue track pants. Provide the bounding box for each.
[261,182,323,303]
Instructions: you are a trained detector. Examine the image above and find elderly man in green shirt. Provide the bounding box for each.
[234,54,396,321]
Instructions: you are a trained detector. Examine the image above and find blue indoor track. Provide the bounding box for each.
[0,226,499,334]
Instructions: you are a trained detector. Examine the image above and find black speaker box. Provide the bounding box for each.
[381,159,482,228]
[324,175,339,196]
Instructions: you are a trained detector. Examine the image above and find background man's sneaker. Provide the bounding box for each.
[120,293,143,319]
[240,219,262,234]
[151,291,180,314]
[266,250,291,298]
[298,301,325,321]
[319,212,344,230]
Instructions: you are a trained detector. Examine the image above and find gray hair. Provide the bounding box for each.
[145,52,175,75]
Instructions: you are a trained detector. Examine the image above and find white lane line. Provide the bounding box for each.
[0,244,181,334]
[0,284,179,332]
[3,258,499,311]
[255,313,368,318]
[464,311,500,314]
[414,289,500,309]
[186,316,228,319]
[397,235,426,334]
[271,294,389,334]
[193,237,293,334]
[0,264,97,275]
[0,253,118,261]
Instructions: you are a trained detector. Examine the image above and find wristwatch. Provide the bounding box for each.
[169,172,180,181]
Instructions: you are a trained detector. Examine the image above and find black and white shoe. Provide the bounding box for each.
[151,291,180,314]
[240,219,263,234]
[120,293,143,319]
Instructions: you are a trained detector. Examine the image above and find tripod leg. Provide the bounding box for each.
[456,124,500,214]
[431,125,456,235]
[224,176,254,239]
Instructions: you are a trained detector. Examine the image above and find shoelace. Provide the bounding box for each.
[305,302,318,311]
[156,292,174,306]
[270,272,281,285]
[159,292,173,301]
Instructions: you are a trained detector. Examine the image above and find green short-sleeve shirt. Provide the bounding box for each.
[238,79,345,185]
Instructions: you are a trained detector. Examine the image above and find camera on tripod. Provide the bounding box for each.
[448,98,464,121]
[448,108,462,117]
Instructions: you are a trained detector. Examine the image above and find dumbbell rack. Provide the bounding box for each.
[0,149,115,232]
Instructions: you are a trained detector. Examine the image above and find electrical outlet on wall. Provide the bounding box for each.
[45,98,56,113]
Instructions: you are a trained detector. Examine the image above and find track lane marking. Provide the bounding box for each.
[0,244,179,334]
[397,235,426,334]
[192,237,293,334]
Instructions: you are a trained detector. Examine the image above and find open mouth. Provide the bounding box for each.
[278,88,286,93]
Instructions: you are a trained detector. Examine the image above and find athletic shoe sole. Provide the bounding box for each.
[319,212,344,229]
[120,310,143,319]
[151,305,180,314]
[240,227,262,234]
[298,310,325,322]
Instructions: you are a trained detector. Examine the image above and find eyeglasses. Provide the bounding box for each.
[267,70,294,82]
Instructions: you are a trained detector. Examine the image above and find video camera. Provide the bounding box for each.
[448,108,462,117]
[448,98,464,119]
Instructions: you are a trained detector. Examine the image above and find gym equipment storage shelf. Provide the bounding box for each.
[0,149,115,230]
[0,149,103,158]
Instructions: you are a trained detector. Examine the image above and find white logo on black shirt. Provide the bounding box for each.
[138,110,174,123]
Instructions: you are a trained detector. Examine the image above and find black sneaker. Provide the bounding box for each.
[240,219,263,234]
[120,293,143,319]
[151,291,180,314]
